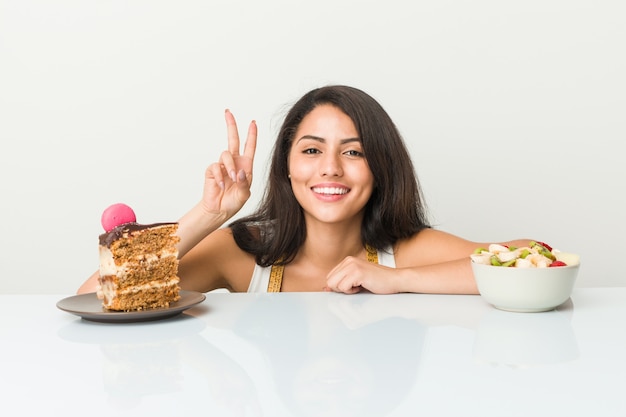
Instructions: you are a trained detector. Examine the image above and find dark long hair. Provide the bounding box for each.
[229,85,430,267]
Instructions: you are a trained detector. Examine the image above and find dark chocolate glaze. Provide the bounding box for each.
[99,222,177,247]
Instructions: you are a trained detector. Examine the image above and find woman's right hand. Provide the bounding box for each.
[175,110,257,260]
[202,109,257,220]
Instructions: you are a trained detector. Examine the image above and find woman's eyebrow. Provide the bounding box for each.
[296,135,361,144]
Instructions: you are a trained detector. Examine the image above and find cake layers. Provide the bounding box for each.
[99,222,181,311]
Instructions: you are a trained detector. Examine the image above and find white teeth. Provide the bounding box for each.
[312,187,349,195]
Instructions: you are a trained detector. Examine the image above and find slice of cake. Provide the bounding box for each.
[98,203,181,311]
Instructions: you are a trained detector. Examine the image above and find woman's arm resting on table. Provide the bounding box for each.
[325,257,479,295]
[325,229,533,295]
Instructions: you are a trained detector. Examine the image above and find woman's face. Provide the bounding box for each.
[288,104,374,226]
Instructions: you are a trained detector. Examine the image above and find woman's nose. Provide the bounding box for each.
[320,153,343,177]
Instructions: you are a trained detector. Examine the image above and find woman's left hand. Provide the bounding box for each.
[325,257,401,294]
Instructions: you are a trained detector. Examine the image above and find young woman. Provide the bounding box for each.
[78,85,531,295]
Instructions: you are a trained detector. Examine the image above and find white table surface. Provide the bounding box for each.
[1,289,625,417]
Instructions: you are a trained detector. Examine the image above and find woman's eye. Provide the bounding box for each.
[303,148,320,154]
[345,149,364,157]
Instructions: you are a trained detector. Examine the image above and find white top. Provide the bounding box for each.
[247,246,397,292]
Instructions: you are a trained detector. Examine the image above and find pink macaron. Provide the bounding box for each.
[101,203,137,232]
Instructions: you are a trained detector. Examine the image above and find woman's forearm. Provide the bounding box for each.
[176,202,229,259]
[398,258,479,295]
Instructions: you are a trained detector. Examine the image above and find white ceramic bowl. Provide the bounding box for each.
[471,253,580,313]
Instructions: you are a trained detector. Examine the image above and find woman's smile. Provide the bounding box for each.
[311,183,351,201]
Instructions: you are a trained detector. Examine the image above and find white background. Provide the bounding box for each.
[1,0,624,294]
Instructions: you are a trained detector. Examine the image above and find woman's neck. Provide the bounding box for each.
[297,219,365,266]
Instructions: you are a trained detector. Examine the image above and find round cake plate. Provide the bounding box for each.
[56,290,206,323]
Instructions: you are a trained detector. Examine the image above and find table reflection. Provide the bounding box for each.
[216,294,427,417]
[473,298,579,368]
[57,313,263,413]
[54,293,582,416]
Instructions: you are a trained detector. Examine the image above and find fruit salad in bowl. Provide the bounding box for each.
[470,241,576,269]
[470,242,580,313]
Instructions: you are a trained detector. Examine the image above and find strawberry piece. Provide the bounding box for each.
[549,260,567,267]
[538,241,553,252]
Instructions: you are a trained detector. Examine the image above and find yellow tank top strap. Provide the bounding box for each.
[266,245,379,292]
[365,244,378,264]
[267,263,284,293]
